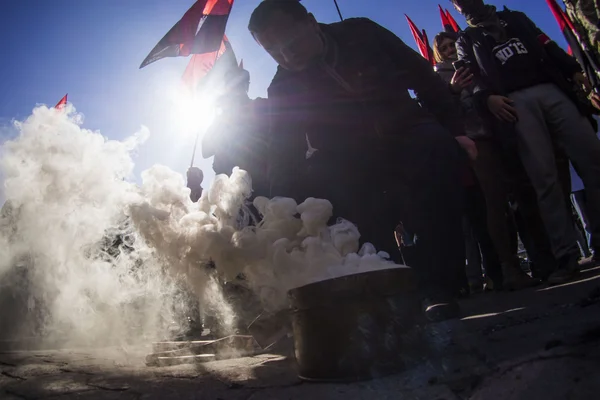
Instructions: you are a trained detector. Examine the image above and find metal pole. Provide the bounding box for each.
[333,0,344,21]
[190,130,201,168]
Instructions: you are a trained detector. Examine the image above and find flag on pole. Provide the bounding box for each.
[181,35,229,90]
[445,8,460,32]
[55,94,68,110]
[140,0,234,69]
[439,5,460,33]
[405,15,435,65]
[545,0,600,90]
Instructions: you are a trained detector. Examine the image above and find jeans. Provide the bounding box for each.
[509,83,600,259]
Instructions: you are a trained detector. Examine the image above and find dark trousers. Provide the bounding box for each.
[572,190,592,254]
[463,181,503,287]
[473,138,557,277]
[271,122,466,299]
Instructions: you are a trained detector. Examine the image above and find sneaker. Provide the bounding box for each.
[468,280,484,295]
[502,262,541,291]
[548,254,580,285]
[483,276,496,292]
[592,251,600,266]
[423,298,460,323]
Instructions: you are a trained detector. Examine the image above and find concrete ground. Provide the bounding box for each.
[2,265,600,400]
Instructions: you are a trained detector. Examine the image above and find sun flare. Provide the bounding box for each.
[169,87,217,137]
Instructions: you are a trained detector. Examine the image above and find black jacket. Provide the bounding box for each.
[455,10,592,126]
[434,60,491,140]
[266,18,465,186]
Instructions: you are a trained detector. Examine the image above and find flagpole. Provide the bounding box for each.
[189,0,236,169]
[333,0,344,21]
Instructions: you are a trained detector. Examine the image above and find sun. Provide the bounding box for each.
[169,86,217,137]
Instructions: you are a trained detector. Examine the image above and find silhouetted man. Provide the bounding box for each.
[248,0,477,321]
[202,66,270,198]
[186,167,204,203]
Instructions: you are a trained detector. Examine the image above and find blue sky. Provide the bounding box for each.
[0,0,570,195]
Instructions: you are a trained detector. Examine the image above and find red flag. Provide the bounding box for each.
[140,0,234,69]
[55,94,67,110]
[405,15,435,65]
[545,0,573,53]
[182,36,228,89]
[421,29,435,65]
[439,5,452,33]
[445,9,461,32]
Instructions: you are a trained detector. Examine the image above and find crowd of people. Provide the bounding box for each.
[195,0,600,323]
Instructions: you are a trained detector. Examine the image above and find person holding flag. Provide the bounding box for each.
[248,0,478,322]
[451,0,600,284]
[201,64,271,198]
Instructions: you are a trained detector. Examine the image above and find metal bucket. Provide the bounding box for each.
[288,267,419,382]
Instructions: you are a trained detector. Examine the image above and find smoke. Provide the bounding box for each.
[0,104,405,349]
[0,105,179,347]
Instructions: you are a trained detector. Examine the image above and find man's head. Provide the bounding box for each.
[187,167,204,187]
[248,0,324,71]
[450,0,486,15]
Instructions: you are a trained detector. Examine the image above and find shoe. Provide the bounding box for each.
[468,280,484,295]
[592,251,600,266]
[502,261,541,291]
[483,276,496,292]
[548,253,581,285]
[423,298,460,323]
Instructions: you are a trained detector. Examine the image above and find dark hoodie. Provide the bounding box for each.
[266,18,466,187]
[456,9,590,118]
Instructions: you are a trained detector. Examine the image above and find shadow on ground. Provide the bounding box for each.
[1,267,600,400]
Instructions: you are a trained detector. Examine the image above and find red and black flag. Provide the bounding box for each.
[439,5,460,33]
[54,94,68,110]
[545,0,600,90]
[405,15,435,65]
[181,34,238,92]
[182,35,228,90]
[140,0,234,69]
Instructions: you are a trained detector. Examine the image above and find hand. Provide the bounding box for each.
[187,167,203,182]
[487,95,518,122]
[573,72,591,93]
[450,67,474,93]
[589,91,600,111]
[455,136,478,161]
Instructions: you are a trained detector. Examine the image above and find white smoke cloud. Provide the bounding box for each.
[0,105,406,349]
[0,105,177,347]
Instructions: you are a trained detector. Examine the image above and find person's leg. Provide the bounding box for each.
[508,84,581,283]
[463,197,484,294]
[463,181,501,293]
[383,123,466,320]
[471,141,513,267]
[572,190,592,252]
[511,171,558,280]
[472,140,537,289]
[540,85,600,260]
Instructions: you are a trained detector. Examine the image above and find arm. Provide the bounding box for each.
[455,33,495,103]
[518,12,582,78]
[360,19,465,137]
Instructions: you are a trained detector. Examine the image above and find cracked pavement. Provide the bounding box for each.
[2,266,600,400]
